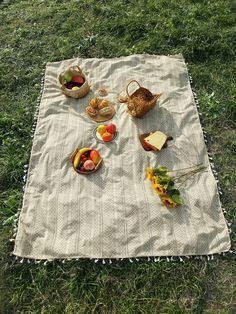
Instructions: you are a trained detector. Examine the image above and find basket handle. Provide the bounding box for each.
[76,66,82,73]
[68,65,83,73]
[126,80,141,97]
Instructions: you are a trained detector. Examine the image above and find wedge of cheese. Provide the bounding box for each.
[144,131,167,151]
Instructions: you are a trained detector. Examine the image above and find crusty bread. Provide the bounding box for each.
[98,99,110,109]
[99,106,113,116]
[90,98,98,108]
[86,106,98,117]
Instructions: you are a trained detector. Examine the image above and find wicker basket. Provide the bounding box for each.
[126,80,162,118]
[70,147,103,175]
[59,66,90,99]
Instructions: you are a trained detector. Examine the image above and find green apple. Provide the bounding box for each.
[64,72,72,83]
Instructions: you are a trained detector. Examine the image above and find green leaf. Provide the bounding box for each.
[153,166,167,176]
[159,166,168,173]
[171,195,184,205]
[169,189,180,196]
[166,180,175,190]
[157,175,171,184]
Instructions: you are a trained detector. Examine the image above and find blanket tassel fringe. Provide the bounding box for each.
[12,250,235,265]
[186,62,233,246]
[9,67,46,248]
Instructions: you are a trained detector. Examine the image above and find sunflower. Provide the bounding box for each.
[161,197,177,208]
[152,182,166,195]
[151,175,158,186]
[146,167,153,180]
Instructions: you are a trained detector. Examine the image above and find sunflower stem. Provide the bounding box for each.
[175,168,208,188]
[167,163,205,173]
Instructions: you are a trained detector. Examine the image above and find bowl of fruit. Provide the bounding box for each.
[93,123,117,143]
[59,65,90,99]
[70,147,102,174]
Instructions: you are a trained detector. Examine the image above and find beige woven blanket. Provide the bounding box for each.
[13,54,230,260]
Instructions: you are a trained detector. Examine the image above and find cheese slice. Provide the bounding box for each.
[144,131,167,151]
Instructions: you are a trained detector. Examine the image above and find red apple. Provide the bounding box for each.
[71,76,84,84]
[106,123,116,134]
[90,149,101,164]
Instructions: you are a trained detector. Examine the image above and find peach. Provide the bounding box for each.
[102,131,113,142]
[90,149,101,164]
[83,160,95,171]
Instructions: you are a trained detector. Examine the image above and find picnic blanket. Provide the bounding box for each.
[13,54,231,260]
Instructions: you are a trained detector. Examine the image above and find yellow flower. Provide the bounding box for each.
[146,167,153,180]
[151,175,158,186]
[153,182,166,195]
[161,197,177,208]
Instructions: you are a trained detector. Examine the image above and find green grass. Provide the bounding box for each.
[0,0,236,313]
